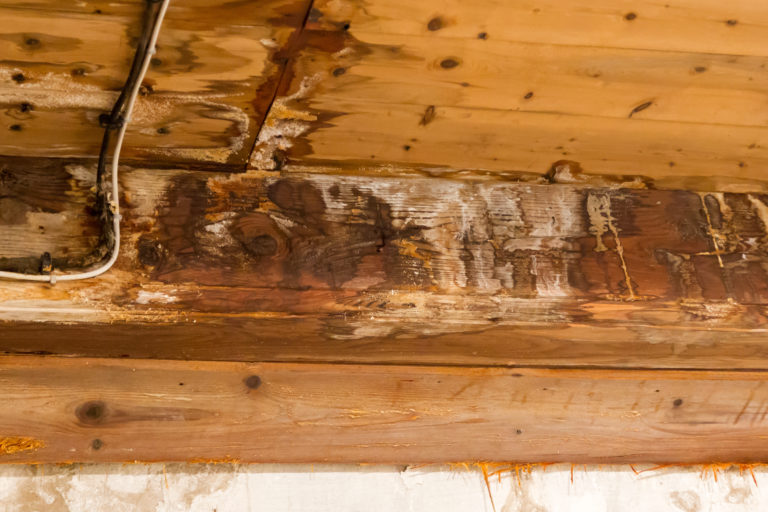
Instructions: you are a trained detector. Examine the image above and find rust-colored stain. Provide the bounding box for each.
[0,436,44,455]
[188,456,242,464]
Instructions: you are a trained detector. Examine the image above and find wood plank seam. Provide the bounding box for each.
[243,0,317,172]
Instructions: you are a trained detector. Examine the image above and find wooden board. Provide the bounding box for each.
[3,158,768,370]
[0,0,311,166]
[2,355,768,464]
[247,0,768,182]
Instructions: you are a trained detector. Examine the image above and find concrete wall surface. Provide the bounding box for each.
[0,463,765,512]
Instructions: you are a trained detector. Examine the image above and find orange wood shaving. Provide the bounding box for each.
[0,437,44,455]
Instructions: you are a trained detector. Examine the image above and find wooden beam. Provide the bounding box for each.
[3,158,768,369]
[1,355,767,464]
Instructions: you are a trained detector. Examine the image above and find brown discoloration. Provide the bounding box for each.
[628,100,653,118]
[420,105,437,126]
[427,17,442,31]
[247,16,354,169]
[249,12,426,169]
[244,375,262,389]
[5,163,768,303]
[76,401,107,425]
[6,0,768,468]
[4,162,768,353]
[0,158,102,273]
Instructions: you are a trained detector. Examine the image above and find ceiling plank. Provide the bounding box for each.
[303,36,768,128]
[249,0,768,182]
[310,0,768,56]
[0,0,310,166]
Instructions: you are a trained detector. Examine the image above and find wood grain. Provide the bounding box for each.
[248,0,768,182]
[4,0,768,466]
[309,0,768,56]
[3,159,768,368]
[0,0,310,165]
[1,355,768,464]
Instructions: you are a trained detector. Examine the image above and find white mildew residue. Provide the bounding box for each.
[748,194,768,241]
[586,193,637,300]
[249,75,322,169]
[136,290,178,305]
[0,67,250,164]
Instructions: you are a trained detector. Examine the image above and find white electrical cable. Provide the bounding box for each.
[0,0,170,284]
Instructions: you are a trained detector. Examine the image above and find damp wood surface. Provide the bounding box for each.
[1,355,768,464]
[4,159,768,369]
[0,0,311,166]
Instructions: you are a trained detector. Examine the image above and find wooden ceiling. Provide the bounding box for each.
[3,0,768,464]
[3,0,768,184]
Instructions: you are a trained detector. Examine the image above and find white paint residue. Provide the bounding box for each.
[0,462,765,512]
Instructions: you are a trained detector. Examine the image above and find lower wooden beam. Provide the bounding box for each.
[1,355,767,464]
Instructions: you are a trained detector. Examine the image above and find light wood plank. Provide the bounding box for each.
[0,0,309,165]
[305,36,768,127]
[250,0,768,181]
[310,0,768,56]
[1,355,768,463]
[270,100,768,183]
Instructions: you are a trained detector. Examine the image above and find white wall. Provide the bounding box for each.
[0,463,763,511]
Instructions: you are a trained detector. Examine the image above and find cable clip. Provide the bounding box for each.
[98,113,125,130]
[40,252,53,274]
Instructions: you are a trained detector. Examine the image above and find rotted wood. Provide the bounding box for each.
[247,0,768,182]
[1,355,768,464]
[3,158,768,368]
[0,0,312,166]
